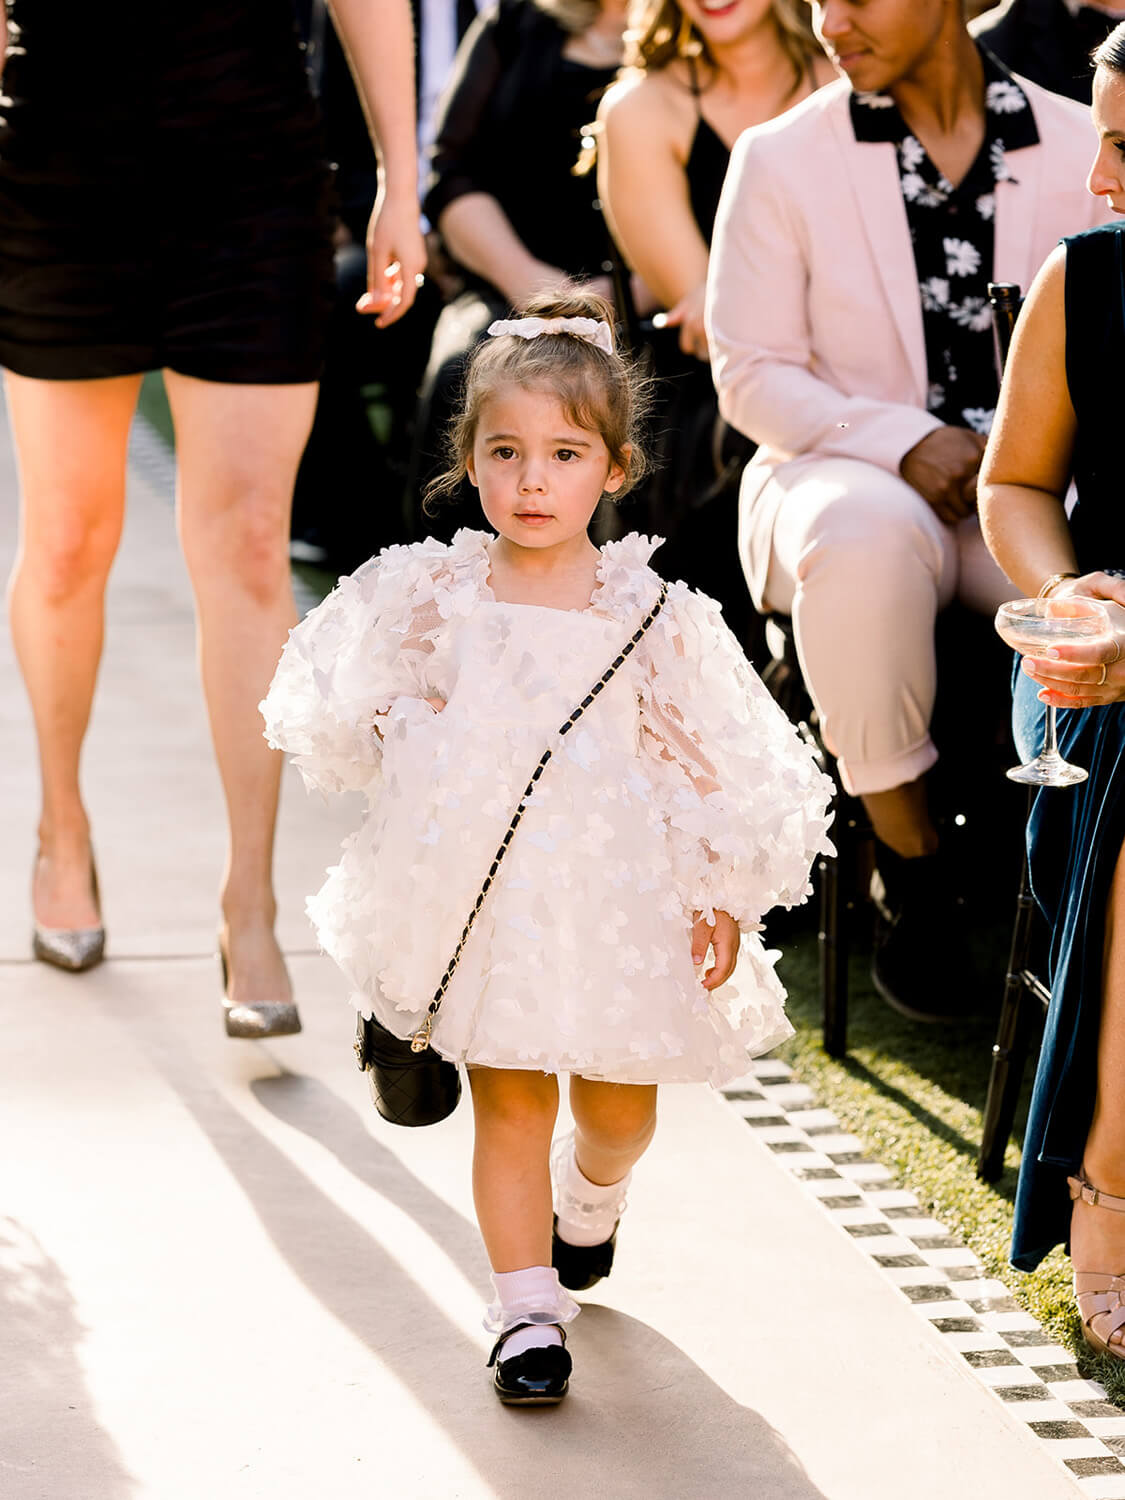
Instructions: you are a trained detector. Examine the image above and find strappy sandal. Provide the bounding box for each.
[1069,1170,1125,1359]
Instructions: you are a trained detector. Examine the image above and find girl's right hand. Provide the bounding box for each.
[691,910,740,990]
[424,697,447,714]
[1021,573,1125,708]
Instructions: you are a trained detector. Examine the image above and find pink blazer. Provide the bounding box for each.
[705,75,1107,605]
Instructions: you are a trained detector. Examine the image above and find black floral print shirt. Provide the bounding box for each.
[850,49,1039,436]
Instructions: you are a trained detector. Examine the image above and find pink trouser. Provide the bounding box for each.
[758,456,1013,798]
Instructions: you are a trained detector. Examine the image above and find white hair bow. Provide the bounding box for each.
[487,316,614,354]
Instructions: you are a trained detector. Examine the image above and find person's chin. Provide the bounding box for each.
[838,56,895,96]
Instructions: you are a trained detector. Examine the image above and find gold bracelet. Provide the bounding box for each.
[1037,571,1079,599]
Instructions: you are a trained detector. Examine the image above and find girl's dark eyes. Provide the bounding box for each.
[488,446,580,460]
[1115,141,1125,160]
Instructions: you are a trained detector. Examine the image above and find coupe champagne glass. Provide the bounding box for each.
[994,596,1112,786]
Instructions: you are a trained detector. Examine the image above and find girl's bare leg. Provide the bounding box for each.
[468,1067,560,1270]
[569,1076,657,1185]
[1070,838,1125,1348]
[164,372,317,1010]
[5,371,142,929]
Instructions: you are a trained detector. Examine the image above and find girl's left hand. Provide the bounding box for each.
[691,910,740,990]
[356,193,427,329]
[1022,574,1125,708]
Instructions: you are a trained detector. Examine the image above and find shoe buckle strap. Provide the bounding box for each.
[1068,1173,1125,1213]
[487,1321,567,1367]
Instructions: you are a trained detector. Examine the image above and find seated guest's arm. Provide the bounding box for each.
[423,6,569,306]
[980,245,1125,700]
[706,127,944,474]
[597,77,711,362]
[978,247,1081,592]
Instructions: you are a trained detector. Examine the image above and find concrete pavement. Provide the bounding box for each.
[0,402,1093,1499]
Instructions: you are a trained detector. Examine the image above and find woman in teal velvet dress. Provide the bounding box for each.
[978,24,1125,1361]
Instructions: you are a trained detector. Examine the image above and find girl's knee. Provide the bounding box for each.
[469,1067,559,1133]
[571,1079,657,1149]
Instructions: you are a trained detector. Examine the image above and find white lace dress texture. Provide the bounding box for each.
[261,531,834,1086]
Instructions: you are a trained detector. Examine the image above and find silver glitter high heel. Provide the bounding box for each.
[32,855,105,973]
[218,932,301,1039]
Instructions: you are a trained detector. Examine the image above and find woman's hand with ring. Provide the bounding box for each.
[1022,575,1125,706]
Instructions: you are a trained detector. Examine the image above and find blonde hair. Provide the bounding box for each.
[625,0,818,87]
[425,286,652,511]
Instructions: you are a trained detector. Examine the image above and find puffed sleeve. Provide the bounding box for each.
[260,541,453,798]
[637,582,834,929]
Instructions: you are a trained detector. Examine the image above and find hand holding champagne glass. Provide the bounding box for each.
[995,596,1112,785]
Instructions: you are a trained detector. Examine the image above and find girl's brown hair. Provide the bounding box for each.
[425,286,652,511]
[625,0,819,88]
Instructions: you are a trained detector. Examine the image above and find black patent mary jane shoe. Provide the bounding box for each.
[488,1324,572,1406]
[552,1214,616,1292]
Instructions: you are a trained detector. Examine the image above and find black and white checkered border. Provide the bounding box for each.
[722,1057,1125,1500]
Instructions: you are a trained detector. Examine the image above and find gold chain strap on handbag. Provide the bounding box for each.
[409,583,669,1052]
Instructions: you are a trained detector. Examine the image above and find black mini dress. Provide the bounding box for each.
[0,1,337,383]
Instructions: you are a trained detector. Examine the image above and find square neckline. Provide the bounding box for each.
[479,535,615,619]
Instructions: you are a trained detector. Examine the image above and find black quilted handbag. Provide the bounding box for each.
[354,1013,462,1127]
[353,583,668,1127]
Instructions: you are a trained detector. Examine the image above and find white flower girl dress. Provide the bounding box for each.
[261,531,833,1087]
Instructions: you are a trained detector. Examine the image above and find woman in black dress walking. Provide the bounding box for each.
[0,1,425,1035]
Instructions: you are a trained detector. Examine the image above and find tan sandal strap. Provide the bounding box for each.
[1077,1290,1116,1316]
[1069,1173,1125,1212]
[1075,1272,1125,1293]
[1090,1304,1125,1338]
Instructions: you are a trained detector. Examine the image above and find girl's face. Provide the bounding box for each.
[676,0,775,52]
[1088,66,1125,214]
[466,386,626,550]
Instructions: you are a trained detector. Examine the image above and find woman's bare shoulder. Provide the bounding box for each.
[599,64,695,152]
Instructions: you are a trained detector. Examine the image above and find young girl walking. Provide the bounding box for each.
[261,289,833,1405]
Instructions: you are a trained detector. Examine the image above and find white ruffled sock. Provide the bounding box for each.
[552,1132,631,1248]
[489,1266,568,1357]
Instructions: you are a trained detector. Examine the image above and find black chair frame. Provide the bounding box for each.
[976,281,1052,1183]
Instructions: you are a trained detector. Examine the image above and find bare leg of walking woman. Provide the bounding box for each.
[168,374,318,1027]
[6,372,142,957]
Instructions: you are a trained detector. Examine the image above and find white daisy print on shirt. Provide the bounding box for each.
[986,80,1027,115]
[927,383,946,412]
[920,276,950,311]
[990,139,1016,183]
[944,238,982,278]
[900,135,925,171]
[976,193,996,221]
[949,296,994,333]
[962,407,996,435]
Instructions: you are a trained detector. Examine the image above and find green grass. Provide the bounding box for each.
[773,918,1125,1402]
